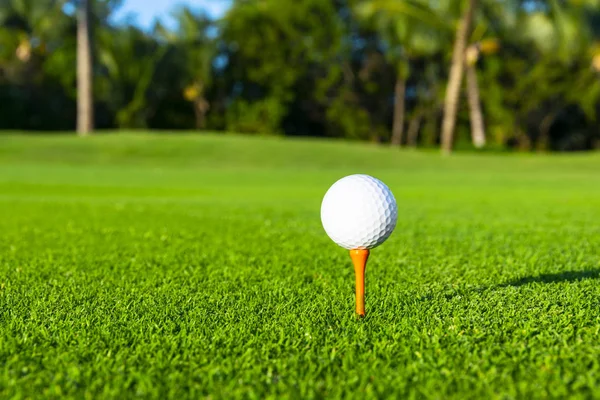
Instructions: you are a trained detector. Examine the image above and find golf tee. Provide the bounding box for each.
[349,249,370,317]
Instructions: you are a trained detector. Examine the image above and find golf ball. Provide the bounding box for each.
[321,174,398,250]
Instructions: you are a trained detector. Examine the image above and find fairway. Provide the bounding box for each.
[2,133,600,399]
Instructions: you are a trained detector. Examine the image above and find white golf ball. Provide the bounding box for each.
[321,174,398,250]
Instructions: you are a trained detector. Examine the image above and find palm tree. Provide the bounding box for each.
[77,0,93,135]
[440,0,477,154]
[391,65,407,146]
[0,0,68,81]
[519,0,600,150]
[98,24,167,128]
[356,0,446,147]
[162,7,214,130]
[465,43,485,148]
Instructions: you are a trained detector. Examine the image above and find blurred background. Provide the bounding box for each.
[1,0,599,152]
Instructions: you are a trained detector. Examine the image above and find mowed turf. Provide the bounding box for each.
[1,133,600,399]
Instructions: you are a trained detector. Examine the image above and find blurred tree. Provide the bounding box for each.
[221,0,356,136]
[220,0,302,134]
[0,0,66,71]
[356,0,447,147]
[158,7,215,130]
[515,0,600,150]
[0,0,598,150]
[440,0,477,154]
[77,0,93,135]
[465,43,486,148]
[97,24,166,128]
[463,20,501,149]
[0,0,76,129]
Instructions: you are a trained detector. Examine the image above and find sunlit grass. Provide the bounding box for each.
[1,133,600,398]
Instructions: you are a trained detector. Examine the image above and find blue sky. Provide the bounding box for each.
[111,0,231,30]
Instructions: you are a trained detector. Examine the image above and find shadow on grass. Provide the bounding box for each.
[417,269,600,303]
[497,269,600,288]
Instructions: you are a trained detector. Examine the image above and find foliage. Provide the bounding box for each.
[0,0,599,150]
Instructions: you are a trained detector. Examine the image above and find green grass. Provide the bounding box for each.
[2,133,600,399]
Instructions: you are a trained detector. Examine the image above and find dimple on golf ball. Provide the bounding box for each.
[321,174,398,250]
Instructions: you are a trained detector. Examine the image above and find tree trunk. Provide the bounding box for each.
[440,0,477,154]
[77,0,93,135]
[466,64,486,148]
[537,110,558,151]
[390,76,406,146]
[193,97,210,129]
[406,111,423,147]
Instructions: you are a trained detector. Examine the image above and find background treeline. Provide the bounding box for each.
[1,0,600,152]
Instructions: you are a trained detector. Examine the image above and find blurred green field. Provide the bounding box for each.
[2,133,600,399]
